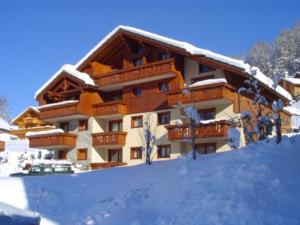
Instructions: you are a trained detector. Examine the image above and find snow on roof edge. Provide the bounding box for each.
[73,25,292,101]
[34,64,96,99]
[11,106,39,125]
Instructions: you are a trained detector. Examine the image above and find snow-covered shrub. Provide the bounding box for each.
[228,128,241,149]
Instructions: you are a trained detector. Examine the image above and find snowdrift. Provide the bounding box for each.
[0,134,300,225]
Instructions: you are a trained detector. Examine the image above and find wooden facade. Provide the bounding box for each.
[0,141,5,151]
[165,120,231,141]
[28,26,293,168]
[29,133,77,149]
[92,132,127,147]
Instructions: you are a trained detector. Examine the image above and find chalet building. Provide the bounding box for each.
[280,74,300,100]
[10,106,54,139]
[27,26,293,169]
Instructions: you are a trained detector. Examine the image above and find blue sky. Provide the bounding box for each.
[0,0,299,119]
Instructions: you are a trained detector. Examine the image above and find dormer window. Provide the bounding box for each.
[159,52,170,60]
[199,64,214,73]
[133,58,143,66]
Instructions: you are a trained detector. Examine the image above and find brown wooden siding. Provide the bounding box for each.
[93,101,127,116]
[0,141,5,151]
[165,120,231,141]
[29,133,77,149]
[167,83,235,106]
[92,132,127,147]
[94,59,177,87]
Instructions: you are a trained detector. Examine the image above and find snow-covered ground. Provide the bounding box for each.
[0,134,300,225]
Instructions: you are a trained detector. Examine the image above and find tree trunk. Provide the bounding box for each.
[191,120,196,160]
[276,113,282,144]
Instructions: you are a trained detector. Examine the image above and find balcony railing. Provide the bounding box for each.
[165,120,231,141]
[167,83,235,106]
[29,133,77,149]
[90,162,127,169]
[0,141,5,151]
[92,132,127,147]
[94,59,177,87]
[39,101,90,120]
[93,101,127,117]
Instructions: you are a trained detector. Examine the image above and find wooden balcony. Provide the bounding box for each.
[90,162,127,170]
[94,59,177,90]
[93,101,127,117]
[0,141,5,151]
[92,132,127,147]
[167,83,235,106]
[28,133,77,149]
[39,101,90,121]
[165,120,231,141]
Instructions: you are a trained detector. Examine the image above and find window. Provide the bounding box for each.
[58,150,67,160]
[132,87,142,97]
[130,147,142,159]
[108,149,122,162]
[191,75,215,84]
[198,108,216,120]
[79,120,88,131]
[157,145,171,158]
[157,112,170,125]
[199,64,214,73]
[77,149,88,160]
[159,52,170,60]
[158,82,169,93]
[196,143,216,154]
[59,122,69,133]
[131,116,143,128]
[133,58,143,66]
[109,120,123,132]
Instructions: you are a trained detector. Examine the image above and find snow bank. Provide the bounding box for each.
[1,134,299,225]
[35,64,96,99]
[38,100,79,109]
[188,78,227,88]
[26,129,64,137]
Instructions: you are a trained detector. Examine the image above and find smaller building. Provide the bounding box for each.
[10,107,54,139]
[0,117,11,151]
[280,73,300,100]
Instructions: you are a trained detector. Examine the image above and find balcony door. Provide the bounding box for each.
[195,143,216,154]
[109,120,123,132]
[108,149,122,162]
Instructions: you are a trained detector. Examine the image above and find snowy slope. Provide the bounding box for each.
[0,135,300,225]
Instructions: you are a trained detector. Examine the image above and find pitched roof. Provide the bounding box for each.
[35,64,96,99]
[11,106,39,125]
[74,25,292,101]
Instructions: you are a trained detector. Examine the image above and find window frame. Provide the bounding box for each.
[59,122,69,133]
[77,148,88,160]
[195,143,216,154]
[109,120,123,132]
[157,145,171,158]
[158,82,169,93]
[130,147,143,159]
[157,111,171,125]
[198,64,214,74]
[197,108,216,120]
[78,120,88,131]
[132,87,143,97]
[131,115,143,128]
[58,150,67,160]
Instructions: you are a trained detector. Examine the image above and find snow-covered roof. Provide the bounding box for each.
[11,106,39,125]
[283,106,300,116]
[0,117,11,131]
[188,78,227,88]
[74,25,292,101]
[35,64,96,99]
[0,133,18,141]
[283,77,300,85]
[38,100,79,110]
[26,129,64,137]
